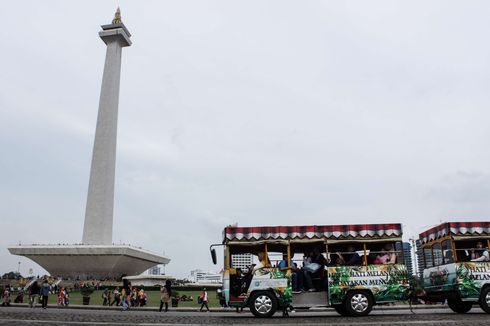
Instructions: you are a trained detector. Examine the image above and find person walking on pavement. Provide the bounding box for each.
[159,280,171,312]
[57,287,66,306]
[199,288,210,312]
[102,288,109,306]
[64,288,69,306]
[1,285,11,307]
[111,288,121,306]
[40,280,50,309]
[29,280,40,308]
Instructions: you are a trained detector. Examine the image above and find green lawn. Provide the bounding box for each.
[47,290,220,308]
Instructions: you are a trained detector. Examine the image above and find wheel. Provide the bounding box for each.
[249,291,277,318]
[333,304,349,316]
[479,287,490,314]
[345,291,373,317]
[448,299,473,313]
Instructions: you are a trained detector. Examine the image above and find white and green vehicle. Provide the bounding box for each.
[211,223,410,317]
[419,222,490,314]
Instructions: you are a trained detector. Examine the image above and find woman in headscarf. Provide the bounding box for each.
[159,280,171,312]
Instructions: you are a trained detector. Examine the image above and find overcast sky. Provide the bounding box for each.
[1,1,490,278]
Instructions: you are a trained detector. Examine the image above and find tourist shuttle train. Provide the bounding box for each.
[210,221,490,317]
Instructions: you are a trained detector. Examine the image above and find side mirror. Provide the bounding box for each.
[211,248,217,265]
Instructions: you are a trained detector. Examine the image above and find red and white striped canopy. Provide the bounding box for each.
[419,221,490,244]
[224,223,402,242]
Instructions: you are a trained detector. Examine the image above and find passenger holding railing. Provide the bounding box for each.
[327,253,342,266]
[277,253,298,314]
[278,254,301,294]
[291,263,302,293]
[303,248,326,292]
[373,244,397,265]
[312,248,326,276]
[337,245,361,266]
[302,252,315,291]
[471,241,490,262]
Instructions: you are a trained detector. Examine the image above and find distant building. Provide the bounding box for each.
[123,274,175,287]
[416,239,425,277]
[189,269,222,284]
[403,242,414,276]
[231,253,253,270]
[147,265,162,275]
[396,242,414,275]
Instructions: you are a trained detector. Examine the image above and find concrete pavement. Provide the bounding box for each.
[1,305,488,326]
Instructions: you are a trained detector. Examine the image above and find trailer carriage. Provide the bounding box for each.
[419,221,490,314]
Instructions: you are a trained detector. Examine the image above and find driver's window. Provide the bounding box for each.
[229,244,267,275]
[228,246,267,298]
[231,253,254,271]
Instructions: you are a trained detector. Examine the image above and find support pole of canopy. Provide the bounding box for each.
[264,243,269,266]
[451,238,457,263]
[325,242,329,264]
[363,242,367,266]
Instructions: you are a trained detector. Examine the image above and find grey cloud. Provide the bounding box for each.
[427,171,490,204]
[2,1,490,278]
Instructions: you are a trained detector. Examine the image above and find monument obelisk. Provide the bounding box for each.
[83,8,131,245]
[9,9,170,279]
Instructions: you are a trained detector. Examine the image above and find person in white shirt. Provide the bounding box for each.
[471,242,490,262]
[253,252,271,276]
[199,288,209,312]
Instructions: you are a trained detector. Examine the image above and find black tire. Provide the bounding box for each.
[479,287,490,314]
[345,291,373,317]
[448,299,473,314]
[333,304,349,316]
[249,291,277,318]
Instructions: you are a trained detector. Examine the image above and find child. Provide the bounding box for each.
[57,287,66,306]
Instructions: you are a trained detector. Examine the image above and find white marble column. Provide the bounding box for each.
[82,21,131,245]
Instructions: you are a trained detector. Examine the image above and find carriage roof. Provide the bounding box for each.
[419,221,490,244]
[223,223,403,243]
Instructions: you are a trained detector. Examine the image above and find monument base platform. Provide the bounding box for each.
[8,244,170,279]
[123,274,175,287]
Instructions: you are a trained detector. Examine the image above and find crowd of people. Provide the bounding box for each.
[1,278,213,312]
[117,283,149,311]
[1,279,64,309]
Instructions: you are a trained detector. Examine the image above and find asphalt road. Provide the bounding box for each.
[0,306,488,325]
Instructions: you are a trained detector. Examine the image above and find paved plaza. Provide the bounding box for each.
[0,306,488,325]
